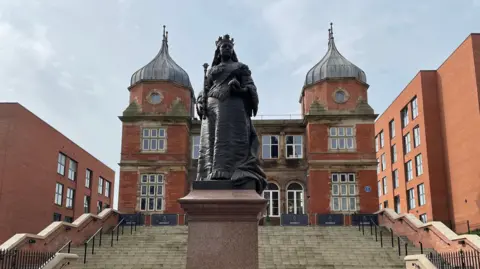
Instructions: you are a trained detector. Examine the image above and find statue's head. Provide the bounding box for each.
[212,34,238,66]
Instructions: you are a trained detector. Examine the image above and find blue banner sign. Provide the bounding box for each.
[351,214,378,226]
[151,214,178,226]
[317,214,344,226]
[120,213,144,225]
[280,214,309,226]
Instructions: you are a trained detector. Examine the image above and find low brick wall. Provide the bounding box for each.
[377,208,480,253]
[0,209,120,252]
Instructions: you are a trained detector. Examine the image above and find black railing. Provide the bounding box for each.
[83,226,103,264]
[0,249,56,269]
[427,250,480,268]
[111,218,126,247]
[56,240,72,254]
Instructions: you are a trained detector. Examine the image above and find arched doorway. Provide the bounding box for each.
[262,182,280,217]
[286,182,304,214]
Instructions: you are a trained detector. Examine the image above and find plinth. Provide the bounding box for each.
[178,181,267,269]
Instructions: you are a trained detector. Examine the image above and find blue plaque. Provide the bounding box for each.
[351,214,378,226]
[364,186,371,193]
[120,213,144,225]
[317,214,344,226]
[280,214,308,226]
[151,214,178,226]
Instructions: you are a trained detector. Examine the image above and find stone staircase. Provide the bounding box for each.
[68,226,425,269]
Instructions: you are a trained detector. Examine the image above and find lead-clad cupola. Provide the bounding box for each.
[304,23,367,87]
[130,26,192,89]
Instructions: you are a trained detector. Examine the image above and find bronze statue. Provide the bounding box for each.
[196,34,267,194]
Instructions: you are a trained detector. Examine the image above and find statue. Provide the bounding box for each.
[195,34,267,194]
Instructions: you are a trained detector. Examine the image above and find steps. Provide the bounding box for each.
[68,226,423,269]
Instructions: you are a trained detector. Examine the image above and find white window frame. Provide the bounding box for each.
[141,127,167,152]
[411,97,418,119]
[55,183,63,206]
[381,153,386,171]
[379,131,384,148]
[420,213,427,223]
[404,133,411,154]
[98,177,104,194]
[262,135,279,159]
[139,174,165,212]
[375,136,379,152]
[377,181,382,197]
[192,135,200,159]
[97,201,103,213]
[84,195,90,213]
[407,188,415,210]
[389,120,395,139]
[331,173,357,212]
[329,127,355,150]
[413,126,421,148]
[85,169,92,188]
[415,154,423,176]
[262,183,280,217]
[401,107,409,128]
[68,159,77,181]
[377,158,380,174]
[393,169,399,189]
[406,160,413,181]
[57,153,66,175]
[105,180,111,198]
[382,176,388,195]
[391,144,397,163]
[394,195,401,214]
[285,135,303,159]
[418,183,426,206]
[66,188,74,208]
[286,182,305,214]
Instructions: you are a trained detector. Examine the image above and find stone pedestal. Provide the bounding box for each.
[178,181,267,269]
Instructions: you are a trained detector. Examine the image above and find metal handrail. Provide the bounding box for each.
[56,240,72,254]
[83,227,103,264]
[111,219,125,247]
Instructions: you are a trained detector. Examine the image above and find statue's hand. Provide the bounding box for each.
[228,78,246,93]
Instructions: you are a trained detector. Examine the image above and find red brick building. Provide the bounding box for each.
[118,26,378,225]
[375,33,480,232]
[0,103,115,244]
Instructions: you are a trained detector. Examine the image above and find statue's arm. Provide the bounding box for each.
[239,64,259,117]
[196,71,213,118]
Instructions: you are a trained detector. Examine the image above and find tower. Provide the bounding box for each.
[118,26,194,224]
[300,24,378,220]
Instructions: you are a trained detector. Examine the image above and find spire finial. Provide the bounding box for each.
[329,22,334,39]
[166,31,168,41]
[163,25,166,40]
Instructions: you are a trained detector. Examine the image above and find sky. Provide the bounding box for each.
[1,0,479,209]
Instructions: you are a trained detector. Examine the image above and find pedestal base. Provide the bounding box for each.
[179,181,267,269]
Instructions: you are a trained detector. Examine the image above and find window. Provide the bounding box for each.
[139,174,165,211]
[329,127,355,150]
[263,183,280,217]
[415,154,423,176]
[57,153,66,175]
[394,195,401,213]
[377,181,381,197]
[419,214,427,223]
[285,135,303,159]
[393,169,399,189]
[55,183,63,206]
[377,158,380,174]
[53,213,62,221]
[68,160,77,181]
[262,135,279,159]
[286,183,304,214]
[375,136,379,152]
[66,188,74,208]
[98,177,104,194]
[379,131,384,148]
[64,216,73,223]
[403,133,411,154]
[401,107,409,128]
[381,154,386,171]
[407,188,415,210]
[379,203,383,210]
[383,200,389,208]
[405,161,413,181]
[192,135,200,159]
[141,127,166,152]
[85,169,92,188]
[331,173,357,212]
[418,183,426,206]
[411,97,418,119]
[84,196,90,213]
[391,144,397,163]
[389,120,395,139]
[105,181,111,198]
[97,201,103,214]
[382,177,388,195]
[413,126,421,148]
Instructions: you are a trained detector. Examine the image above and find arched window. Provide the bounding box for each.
[262,183,280,217]
[286,182,304,214]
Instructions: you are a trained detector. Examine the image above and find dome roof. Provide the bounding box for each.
[130,26,192,89]
[304,24,367,87]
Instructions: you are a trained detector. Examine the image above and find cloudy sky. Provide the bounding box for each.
[1,0,479,208]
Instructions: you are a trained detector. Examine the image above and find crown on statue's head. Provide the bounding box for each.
[216,34,234,47]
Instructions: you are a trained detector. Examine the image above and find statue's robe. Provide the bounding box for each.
[196,61,267,194]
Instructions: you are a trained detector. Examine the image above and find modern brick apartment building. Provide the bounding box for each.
[375,33,480,232]
[118,26,379,226]
[0,103,115,243]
